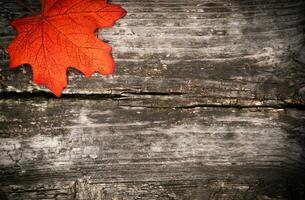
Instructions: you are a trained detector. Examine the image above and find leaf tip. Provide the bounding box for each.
[48,85,65,97]
[53,91,62,97]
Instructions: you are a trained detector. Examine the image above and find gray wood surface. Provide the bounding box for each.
[0,98,305,200]
[0,0,305,106]
[0,0,305,200]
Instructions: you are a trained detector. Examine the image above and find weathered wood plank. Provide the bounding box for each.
[0,0,305,106]
[0,98,305,199]
[1,1,305,200]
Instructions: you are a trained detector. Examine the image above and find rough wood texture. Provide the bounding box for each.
[1,1,305,200]
[0,0,305,107]
[0,98,305,200]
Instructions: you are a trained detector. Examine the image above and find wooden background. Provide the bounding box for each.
[0,0,305,199]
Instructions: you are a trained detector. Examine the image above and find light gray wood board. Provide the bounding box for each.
[0,98,305,199]
[0,0,305,106]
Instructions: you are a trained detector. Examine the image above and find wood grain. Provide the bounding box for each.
[0,98,305,199]
[0,0,305,106]
[1,1,305,199]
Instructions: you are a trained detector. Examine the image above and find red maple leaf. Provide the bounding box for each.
[7,0,126,96]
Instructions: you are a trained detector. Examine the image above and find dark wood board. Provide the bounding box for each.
[0,0,305,107]
[1,0,305,199]
[0,98,305,199]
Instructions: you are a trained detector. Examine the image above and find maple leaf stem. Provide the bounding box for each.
[15,0,36,14]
